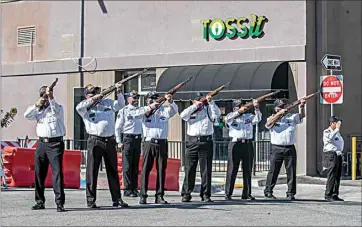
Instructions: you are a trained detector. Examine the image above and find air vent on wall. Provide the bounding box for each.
[17,26,36,46]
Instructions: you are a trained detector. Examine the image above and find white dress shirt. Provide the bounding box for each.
[76,93,125,137]
[323,127,344,155]
[226,110,262,141]
[115,104,152,143]
[24,99,66,138]
[142,102,178,141]
[180,101,221,136]
[265,113,302,146]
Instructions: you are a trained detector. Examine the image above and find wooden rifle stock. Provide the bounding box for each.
[87,69,148,110]
[144,76,193,118]
[238,90,282,113]
[268,91,320,124]
[191,81,231,115]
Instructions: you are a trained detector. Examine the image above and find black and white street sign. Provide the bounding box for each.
[321,54,342,71]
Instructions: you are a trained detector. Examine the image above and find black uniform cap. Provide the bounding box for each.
[232,99,242,107]
[274,99,286,108]
[194,92,203,101]
[125,90,140,98]
[85,84,101,95]
[329,116,341,123]
[146,91,160,99]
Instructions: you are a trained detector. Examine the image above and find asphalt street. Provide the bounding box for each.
[1,184,361,227]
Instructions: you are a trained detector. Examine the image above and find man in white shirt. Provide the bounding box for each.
[115,90,152,197]
[24,85,66,212]
[263,98,305,200]
[139,91,178,205]
[323,116,344,201]
[76,84,128,208]
[224,99,262,201]
[179,93,221,203]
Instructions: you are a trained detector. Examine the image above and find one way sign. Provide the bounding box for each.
[321,54,342,71]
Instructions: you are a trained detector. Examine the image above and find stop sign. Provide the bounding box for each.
[320,75,343,104]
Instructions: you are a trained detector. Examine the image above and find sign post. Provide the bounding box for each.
[321,54,342,116]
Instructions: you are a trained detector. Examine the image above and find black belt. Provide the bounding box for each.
[147,138,167,144]
[234,138,252,144]
[124,134,141,139]
[39,136,63,143]
[89,134,115,142]
[188,135,212,142]
[272,144,294,148]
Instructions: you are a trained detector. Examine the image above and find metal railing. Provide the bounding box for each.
[15,138,271,174]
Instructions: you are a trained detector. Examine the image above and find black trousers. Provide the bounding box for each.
[324,151,343,197]
[139,140,168,198]
[122,134,142,192]
[34,140,65,205]
[225,141,254,197]
[264,144,297,196]
[181,140,213,198]
[86,136,121,203]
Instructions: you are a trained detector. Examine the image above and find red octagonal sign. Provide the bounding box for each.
[320,75,343,104]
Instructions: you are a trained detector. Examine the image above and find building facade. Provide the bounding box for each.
[1,0,361,176]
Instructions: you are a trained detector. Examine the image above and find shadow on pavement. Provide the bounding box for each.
[61,198,357,212]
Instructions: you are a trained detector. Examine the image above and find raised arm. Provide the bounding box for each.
[76,99,94,118]
[323,128,340,143]
[180,104,199,121]
[24,105,41,121]
[225,111,240,125]
[164,102,179,118]
[49,99,63,115]
[106,93,126,112]
[209,101,221,121]
[115,109,125,144]
[252,110,262,125]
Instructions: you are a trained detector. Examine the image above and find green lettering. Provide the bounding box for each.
[236,17,249,38]
[209,19,226,40]
[225,18,237,39]
[200,19,211,41]
[248,14,266,37]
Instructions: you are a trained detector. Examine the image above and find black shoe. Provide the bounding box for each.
[242,195,256,200]
[139,197,147,204]
[325,196,335,202]
[332,195,344,201]
[113,198,129,208]
[132,190,140,197]
[31,203,45,210]
[87,202,99,208]
[181,195,191,202]
[155,196,169,204]
[202,197,213,202]
[123,190,133,197]
[57,205,65,212]
[225,195,232,200]
[286,195,296,201]
[265,193,277,199]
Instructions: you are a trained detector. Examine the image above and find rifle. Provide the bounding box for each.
[267,91,320,124]
[38,78,59,110]
[144,76,193,118]
[190,81,231,115]
[237,90,282,114]
[87,69,148,110]
[43,78,58,98]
